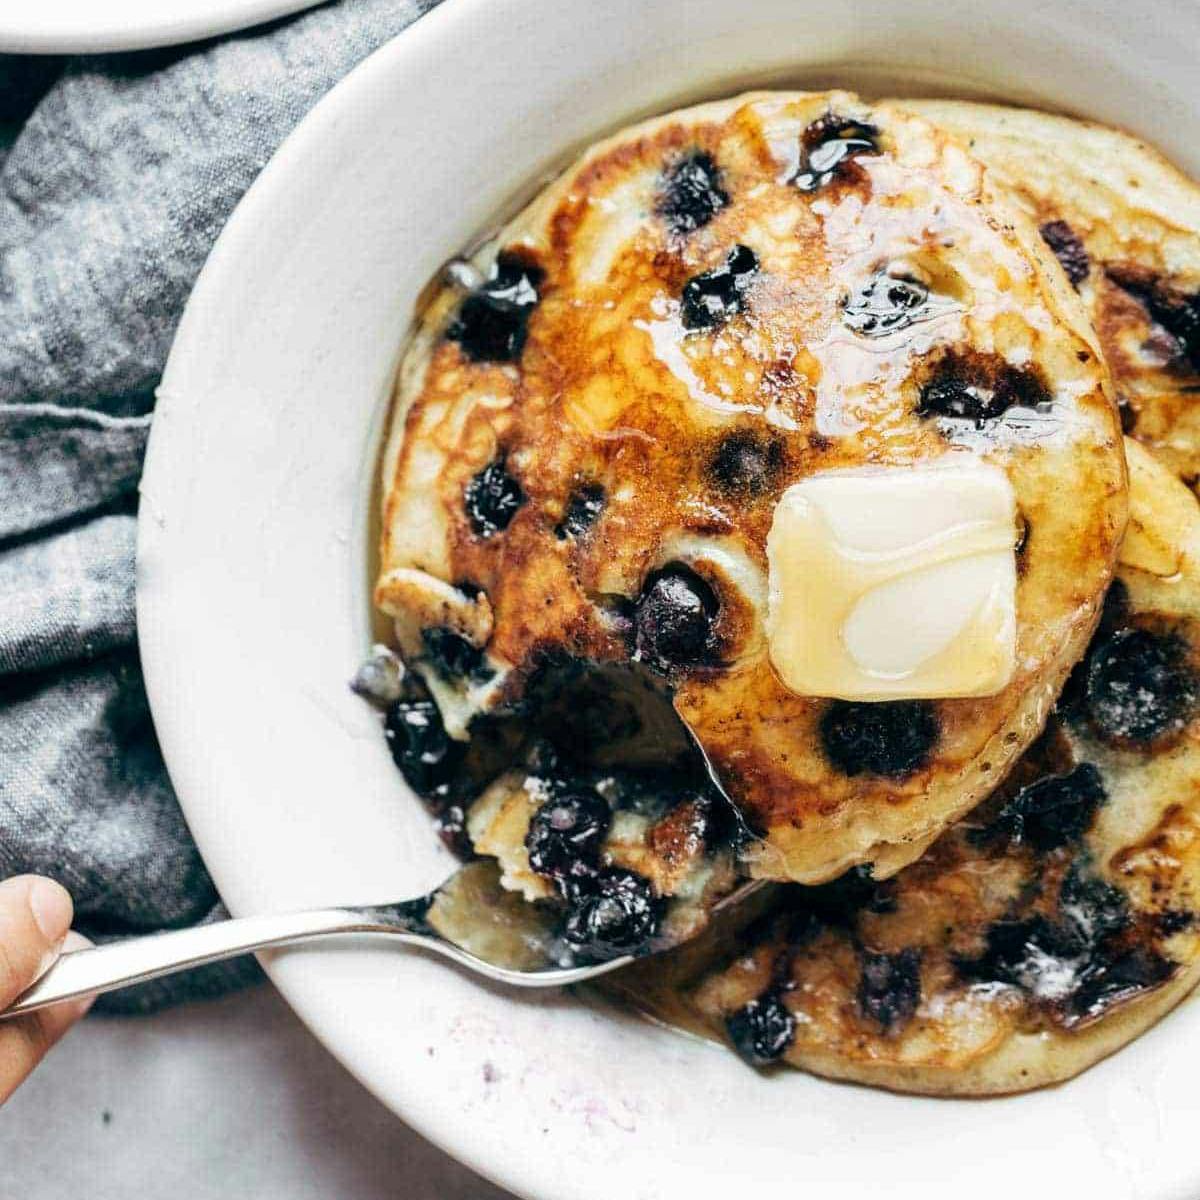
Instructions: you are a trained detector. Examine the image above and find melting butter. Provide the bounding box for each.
[766,460,1017,700]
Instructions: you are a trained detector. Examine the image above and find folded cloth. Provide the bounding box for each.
[0,0,438,1012]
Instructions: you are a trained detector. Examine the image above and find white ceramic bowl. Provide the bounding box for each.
[0,0,320,53]
[139,2,1200,1197]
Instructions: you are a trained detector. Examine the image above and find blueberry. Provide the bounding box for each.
[791,115,879,192]
[1069,948,1175,1023]
[633,566,719,673]
[680,244,760,331]
[464,458,525,537]
[435,804,475,859]
[1099,579,1133,632]
[421,627,492,683]
[919,372,1004,424]
[1039,219,1089,287]
[525,790,611,887]
[819,700,938,779]
[842,272,929,336]
[1084,627,1196,745]
[918,357,1050,425]
[556,482,605,539]
[1108,267,1200,370]
[1158,909,1195,936]
[1059,583,1132,712]
[993,364,1052,410]
[960,876,1172,1027]
[562,867,661,958]
[1144,290,1200,369]
[956,869,1136,1014]
[708,430,783,497]
[857,948,922,1032]
[977,762,1107,852]
[958,914,1076,993]
[1059,868,1131,943]
[657,151,729,237]
[919,366,1010,424]
[726,990,796,1066]
[349,646,405,708]
[384,698,463,797]
[447,253,543,362]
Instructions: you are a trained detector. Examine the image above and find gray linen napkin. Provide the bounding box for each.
[0,0,437,1012]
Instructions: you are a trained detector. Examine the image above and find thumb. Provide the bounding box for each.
[0,876,74,1007]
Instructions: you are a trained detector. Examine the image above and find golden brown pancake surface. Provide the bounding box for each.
[905,99,1200,492]
[665,442,1200,1094]
[377,90,1127,887]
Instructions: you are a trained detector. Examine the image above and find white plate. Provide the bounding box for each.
[0,0,321,53]
[138,1,1200,1197]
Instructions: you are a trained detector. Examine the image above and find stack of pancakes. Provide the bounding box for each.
[375,91,1200,1094]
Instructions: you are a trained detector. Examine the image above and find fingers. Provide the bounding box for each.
[0,876,74,1008]
[0,879,92,1106]
[0,932,94,1105]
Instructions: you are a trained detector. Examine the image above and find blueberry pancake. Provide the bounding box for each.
[376,90,1127,896]
[905,100,1200,491]
[670,441,1200,1094]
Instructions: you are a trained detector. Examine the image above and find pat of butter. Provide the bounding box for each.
[766,461,1017,699]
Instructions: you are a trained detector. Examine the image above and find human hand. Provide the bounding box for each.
[0,876,92,1104]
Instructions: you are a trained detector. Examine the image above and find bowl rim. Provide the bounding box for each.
[0,0,320,54]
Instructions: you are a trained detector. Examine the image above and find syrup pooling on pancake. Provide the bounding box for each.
[904,100,1200,493]
[376,89,1125,902]
[669,442,1200,1094]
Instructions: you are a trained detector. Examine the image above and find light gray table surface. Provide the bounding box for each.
[1,982,514,1198]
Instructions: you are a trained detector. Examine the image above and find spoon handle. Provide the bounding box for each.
[2,907,378,1017]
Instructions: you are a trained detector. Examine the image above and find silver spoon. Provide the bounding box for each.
[1,859,760,1017]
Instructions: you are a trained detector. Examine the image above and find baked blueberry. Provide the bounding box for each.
[791,115,879,192]
[1084,627,1196,745]
[978,762,1107,851]
[680,244,760,331]
[1109,267,1200,370]
[1060,869,1131,943]
[726,991,796,1066]
[562,866,661,958]
[464,458,525,537]
[1158,909,1195,936]
[819,700,938,779]
[709,430,783,497]
[919,370,1006,424]
[434,804,475,859]
[1144,290,1200,369]
[633,565,719,673]
[993,363,1052,410]
[525,790,612,886]
[447,253,543,362]
[556,482,605,539]
[1069,948,1175,1024]
[957,870,1132,1006]
[1039,219,1090,287]
[383,697,463,797]
[657,151,728,236]
[1060,578,1134,715]
[967,906,1175,1028]
[421,627,492,683]
[858,948,922,1032]
[918,357,1050,425]
[958,914,1074,993]
[842,272,929,336]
